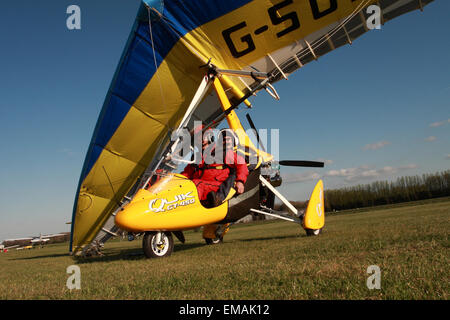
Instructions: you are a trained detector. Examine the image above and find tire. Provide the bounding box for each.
[305,228,322,237]
[142,232,174,258]
[204,237,223,245]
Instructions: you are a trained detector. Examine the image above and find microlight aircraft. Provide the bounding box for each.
[70,0,435,258]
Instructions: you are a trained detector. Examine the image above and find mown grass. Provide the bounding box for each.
[0,199,448,300]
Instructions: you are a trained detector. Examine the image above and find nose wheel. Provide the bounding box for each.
[143,231,174,258]
[205,236,223,245]
[305,228,322,236]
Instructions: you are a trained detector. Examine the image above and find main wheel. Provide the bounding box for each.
[143,232,174,258]
[204,237,223,245]
[305,228,322,236]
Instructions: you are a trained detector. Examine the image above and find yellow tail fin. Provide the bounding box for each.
[303,180,325,231]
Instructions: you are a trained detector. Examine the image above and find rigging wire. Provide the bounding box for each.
[299,0,370,57]
[146,6,168,119]
[278,0,373,77]
[159,13,209,65]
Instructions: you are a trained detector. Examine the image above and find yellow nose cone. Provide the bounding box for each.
[115,206,143,233]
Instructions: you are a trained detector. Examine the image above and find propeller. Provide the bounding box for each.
[245,113,325,169]
[246,114,266,152]
[278,160,325,168]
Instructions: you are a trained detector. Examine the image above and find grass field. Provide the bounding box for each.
[0,199,448,300]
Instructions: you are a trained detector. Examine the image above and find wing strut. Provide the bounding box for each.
[259,175,298,216]
[201,66,279,133]
[267,53,288,80]
[250,208,302,224]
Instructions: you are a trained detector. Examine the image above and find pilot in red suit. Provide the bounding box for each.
[182,129,248,207]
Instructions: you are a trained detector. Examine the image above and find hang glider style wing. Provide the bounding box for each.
[70,0,434,254]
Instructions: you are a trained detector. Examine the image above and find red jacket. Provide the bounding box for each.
[182,149,248,185]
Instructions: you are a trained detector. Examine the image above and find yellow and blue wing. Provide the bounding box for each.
[70,0,434,253]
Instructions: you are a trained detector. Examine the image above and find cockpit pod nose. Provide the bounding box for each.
[115,188,153,232]
[114,173,202,232]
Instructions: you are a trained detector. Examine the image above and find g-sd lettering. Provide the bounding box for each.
[310,0,338,20]
[221,0,345,59]
[222,22,256,58]
[268,0,300,38]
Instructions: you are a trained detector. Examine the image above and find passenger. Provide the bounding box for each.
[181,128,249,207]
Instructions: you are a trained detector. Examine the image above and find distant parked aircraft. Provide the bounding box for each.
[0,245,19,252]
[30,234,66,246]
[2,233,67,251]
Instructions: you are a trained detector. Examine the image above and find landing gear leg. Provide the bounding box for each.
[203,223,231,245]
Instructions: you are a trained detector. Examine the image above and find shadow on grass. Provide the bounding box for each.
[73,234,309,263]
[9,234,308,263]
[9,241,206,263]
[237,234,306,243]
[73,242,205,264]
[72,234,304,263]
[9,253,70,261]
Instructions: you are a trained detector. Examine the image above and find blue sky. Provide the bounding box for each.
[0,1,448,241]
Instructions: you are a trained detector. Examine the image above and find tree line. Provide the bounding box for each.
[324,170,450,211]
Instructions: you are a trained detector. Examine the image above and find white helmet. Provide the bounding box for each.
[218,128,239,147]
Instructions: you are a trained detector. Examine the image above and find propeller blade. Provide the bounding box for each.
[279,160,325,168]
[246,114,266,152]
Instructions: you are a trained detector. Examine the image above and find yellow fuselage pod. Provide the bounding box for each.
[114,174,228,232]
[303,180,325,230]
